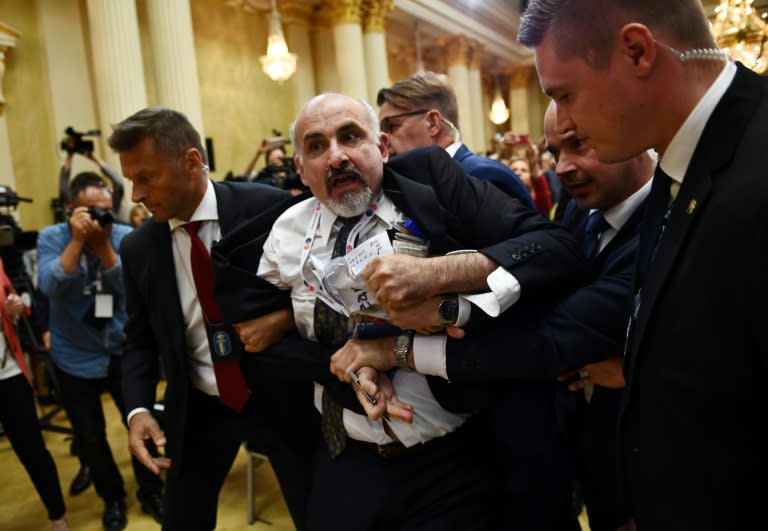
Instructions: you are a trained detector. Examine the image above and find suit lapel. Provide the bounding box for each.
[146,221,186,353]
[383,166,452,246]
[628,63,763,368]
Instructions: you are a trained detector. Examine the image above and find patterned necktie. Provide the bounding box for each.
[582,210,610,258]
[314,216,359,458]
[184,221,251,412]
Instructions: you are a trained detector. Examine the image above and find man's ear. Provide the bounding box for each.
[619,23,656,77]
[294,154,309,187]
[379,133,390,163]
[426,109,441,129]
[185,148,204,172]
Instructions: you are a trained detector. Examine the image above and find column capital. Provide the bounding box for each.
[468,40,484,70]
[507,66,533,89]
[279,0,314,26]
[325,0,364,25]
[362,0,394,33]
[0,22,20,115]
[442,34,470,68]
[0,21,20,49]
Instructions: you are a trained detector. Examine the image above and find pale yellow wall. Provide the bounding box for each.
[190,0,297,179]
[527,75,548,144]
[1,0,59,231]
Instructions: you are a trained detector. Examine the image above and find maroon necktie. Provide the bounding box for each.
[184,221,250,412]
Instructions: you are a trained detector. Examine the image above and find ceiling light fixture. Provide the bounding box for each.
[260,0,297,83]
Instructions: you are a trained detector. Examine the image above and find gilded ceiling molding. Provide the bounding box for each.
[279,0,315,25]
[325,0,364,25]
[0,22,20,115]
[362,0,394,33]
[442,34,470,68]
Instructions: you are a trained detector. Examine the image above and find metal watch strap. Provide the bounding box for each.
[393,332,413,368]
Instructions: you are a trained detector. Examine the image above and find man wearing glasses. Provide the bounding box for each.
[377,71,535,208]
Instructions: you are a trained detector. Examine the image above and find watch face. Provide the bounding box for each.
[439,298,459,323]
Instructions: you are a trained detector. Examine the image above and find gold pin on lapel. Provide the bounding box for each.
[686,199,697,215]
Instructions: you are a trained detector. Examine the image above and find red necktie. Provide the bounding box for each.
[184,221,250,412]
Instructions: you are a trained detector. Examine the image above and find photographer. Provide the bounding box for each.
[37,175,163,530]
[59,128,125,217]
[240,136,307,195]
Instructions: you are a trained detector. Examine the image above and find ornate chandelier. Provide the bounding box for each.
[711,0,768,73]
[488,75,509,125]
[259,0,297,83]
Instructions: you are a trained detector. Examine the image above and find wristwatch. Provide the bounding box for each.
[393,332,414,368]
[438,295,460,327]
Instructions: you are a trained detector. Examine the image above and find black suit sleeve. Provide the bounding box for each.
[120,228,165,414]
[445,231,639,383]
[240,333,366,413]
[386,147,589,306]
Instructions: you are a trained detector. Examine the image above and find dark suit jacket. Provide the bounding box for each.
[443,198,646,383]
[620,64,768,529]
[453,143,536,210]
[119,180,294,479]
[427,197,645,531]
[238,146,589,412]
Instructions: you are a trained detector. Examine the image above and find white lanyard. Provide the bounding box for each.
[298,196,383,312]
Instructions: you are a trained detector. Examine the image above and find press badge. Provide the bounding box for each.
[94,293,114,318]
[205,322,243,361]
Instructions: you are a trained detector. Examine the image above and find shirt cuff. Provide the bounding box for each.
[127,407,151,425]
[412,334,448,379]
[463,266,521,317]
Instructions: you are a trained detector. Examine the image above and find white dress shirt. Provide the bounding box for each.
[0,331,21,381]
[659,61,736,195]
[168,180,222,397]
[259,195,470,447]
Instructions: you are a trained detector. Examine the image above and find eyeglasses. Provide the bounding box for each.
[379,108,430,134]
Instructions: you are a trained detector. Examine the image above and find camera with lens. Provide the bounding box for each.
[87,206,114,226]
[60,126,102,155]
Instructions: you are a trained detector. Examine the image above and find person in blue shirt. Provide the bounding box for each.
[37,173,163,531]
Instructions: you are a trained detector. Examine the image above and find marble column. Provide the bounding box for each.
[467,41,487,154]
[37,0,100,179]
[0,22,19,193]
[86,0,148,213]
[327,0,368,101]
[444,35,474,151]
[145,0,205,138]
[508,66,532,135]
[310,7,338,94]
[362,0,393,105]
[281,0,317,111]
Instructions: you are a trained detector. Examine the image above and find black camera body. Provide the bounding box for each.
[61,126,101,155]
[87,206,114,226]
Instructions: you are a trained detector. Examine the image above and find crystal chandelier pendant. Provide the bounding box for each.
[259,0,297,83]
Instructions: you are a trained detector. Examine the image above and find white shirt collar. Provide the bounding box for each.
[168,179,219,232]
[316,193,398,244]
[601,175,653,231]
[444,141,462,158]
[659,61,736,185]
